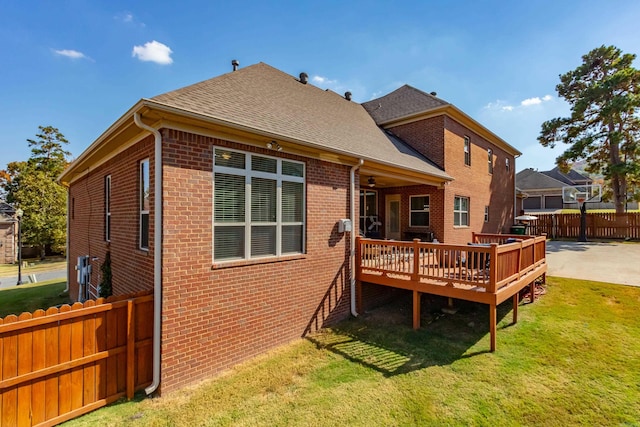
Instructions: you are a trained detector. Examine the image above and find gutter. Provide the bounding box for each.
[133,112,162,396]
[350,159,364,317]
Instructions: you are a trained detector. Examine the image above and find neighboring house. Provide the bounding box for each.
[59,62,521,394]
[516,167,592,211]
[0,202,17,264]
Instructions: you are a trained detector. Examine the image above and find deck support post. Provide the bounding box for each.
[413,290,421,329]
[512,294,519,324]
[529,280,536,303]
[489,303,497,352]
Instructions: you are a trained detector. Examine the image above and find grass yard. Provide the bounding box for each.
[0,279,70,317]
[0,256,66,278]
[64,277,640,426]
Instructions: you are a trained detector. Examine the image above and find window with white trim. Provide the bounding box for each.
[410,195,430,227]
[464,136,471,166]
[105,175,111,241]
[487,149,493,174]
[506,158,510,172]
[213,148,305,261]
[140,159,150,250]
[484,205,489,223]
[454,196,469,227]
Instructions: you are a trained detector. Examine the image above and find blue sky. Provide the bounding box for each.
[2,0,640,173]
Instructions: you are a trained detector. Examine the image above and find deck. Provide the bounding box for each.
[355,233,548,351]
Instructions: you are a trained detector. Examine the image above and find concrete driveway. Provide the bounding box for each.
[545,240,640,287]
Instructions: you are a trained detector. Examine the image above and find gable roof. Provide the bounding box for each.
[149,63,450,181]
[516,168,569,190]
[541,166,592,185]
[0,202,15,223]
[362,85,449,124]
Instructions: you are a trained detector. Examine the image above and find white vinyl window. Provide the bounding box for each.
[213,148,305,261]
[488,149,493,174]
[410,195,430,227]
[454,196,469,227]
[484,205,490,223]
[464,136,471,166]
[140,159,150,250]
[105,175,111,242]
[506,158,510,172]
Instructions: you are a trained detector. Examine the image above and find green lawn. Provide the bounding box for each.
[63,277,640,426]
[0,279,70,318]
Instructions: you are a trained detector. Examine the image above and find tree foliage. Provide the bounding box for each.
[0,126,71,258]
[539,45,640,213]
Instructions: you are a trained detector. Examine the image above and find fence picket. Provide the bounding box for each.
[70,303,84,410]
[2,315,18,427]
[17,312,33,427]
[57,304,72,415]
[30,310,46,426]
[82,300,96,407]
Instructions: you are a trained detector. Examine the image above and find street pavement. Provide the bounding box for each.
[545,240,640,287]
[0,269,66,289]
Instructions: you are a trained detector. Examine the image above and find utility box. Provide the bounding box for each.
[338,219,352,233]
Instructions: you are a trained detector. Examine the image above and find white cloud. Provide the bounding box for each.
[312,75,337,85]
[115,11,144,27]
[542,94,553,101]
[521,97,542,106]
[483,100,514,112]
[53,49,87,59]
[132,41,173,65]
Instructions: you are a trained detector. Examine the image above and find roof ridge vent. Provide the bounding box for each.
[299,72,308,84]
[232,59,239,71]
[344,91,352,101]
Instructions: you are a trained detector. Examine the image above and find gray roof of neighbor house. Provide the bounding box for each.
[0,202,15,223]
[541,166,592,186]
[362,85,450,125]
[150,63,451,181]
[516,168,569,190]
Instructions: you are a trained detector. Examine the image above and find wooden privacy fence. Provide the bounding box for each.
[529,212,640,240]
[0,291,153,427]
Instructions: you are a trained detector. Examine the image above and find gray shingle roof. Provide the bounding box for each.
[150,63,450,180]
[362,85,450,125]
[541,167,592,185]
[516,168,569,190]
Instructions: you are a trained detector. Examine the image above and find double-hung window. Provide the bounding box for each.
[410,195,430,227]
[454,196,469,227]
[464,136,471,166]
[140,159,150,250]
[213,148,305,262]
[487,148,493,174]
[105,175,111,242]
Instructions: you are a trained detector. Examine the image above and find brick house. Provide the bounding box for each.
[60,62,521,394]
[0,202,17,264]
[517,167,592,211]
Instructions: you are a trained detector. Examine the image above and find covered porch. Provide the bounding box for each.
[355,233,547,351]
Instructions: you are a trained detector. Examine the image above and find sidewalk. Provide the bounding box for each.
[545,240,640,287]
[0,269,66,289]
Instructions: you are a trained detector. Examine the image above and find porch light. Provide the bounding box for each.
[368,176,376,187]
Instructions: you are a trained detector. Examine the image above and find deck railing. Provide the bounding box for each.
[357,234,547,295]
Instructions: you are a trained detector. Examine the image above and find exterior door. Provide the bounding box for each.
[385,194,401,240]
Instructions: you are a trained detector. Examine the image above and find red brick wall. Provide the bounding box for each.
[67,136,155,300]
[441,117,515,244]
[0,222,16,264]
[377,185,445,242]
[385,115,515,245]
[386,116,445,169]
[159,129,353,393]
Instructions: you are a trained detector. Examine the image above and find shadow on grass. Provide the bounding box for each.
[306,292,515,377]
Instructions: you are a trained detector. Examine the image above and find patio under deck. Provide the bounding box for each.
[355,233,548,351]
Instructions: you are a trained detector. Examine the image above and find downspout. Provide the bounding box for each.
[350,159,364,317]
[133,112,162,395]
[513,154,521,222]
[64,190,70,293]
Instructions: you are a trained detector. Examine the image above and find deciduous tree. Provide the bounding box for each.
[539,45,640,213]
[0,126,71,258]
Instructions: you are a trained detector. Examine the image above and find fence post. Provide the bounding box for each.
[412,239,420,281]
[489,243,498,293]
[126,299,135,399]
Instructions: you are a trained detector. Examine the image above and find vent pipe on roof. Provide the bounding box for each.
[345,91,352,101]
[430,91,437,96]
[232,59,239,71]
[299,72,308,84]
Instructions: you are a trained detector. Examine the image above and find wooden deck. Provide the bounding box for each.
[355,233,547,351]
